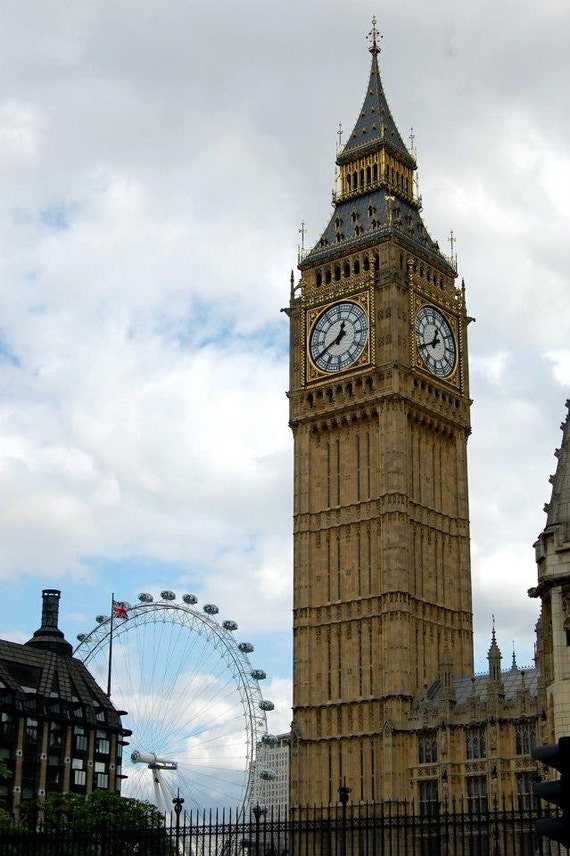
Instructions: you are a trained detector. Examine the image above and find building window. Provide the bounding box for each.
[96,730,110,755]
[418,733,437,764]
[466,728,486,760]
[74,725,88,752]
[74,770,86,786]
[419,780,439,816]
[1,713,15,739]
[516,773,538,811]
[25,718,38,743]
[515,726,536,756]
[467,777,488,814]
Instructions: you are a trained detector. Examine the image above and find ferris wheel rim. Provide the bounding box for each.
[73,594,271,812]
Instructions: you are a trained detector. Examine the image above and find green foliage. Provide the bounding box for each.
[0,805,24,833]
[42,789,164,831]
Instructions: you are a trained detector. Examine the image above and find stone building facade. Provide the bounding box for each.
[287,23,548,810]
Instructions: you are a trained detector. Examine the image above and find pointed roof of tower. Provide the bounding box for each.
[338,17,415,169]
[300,22,455,275]
[544,398,570,531]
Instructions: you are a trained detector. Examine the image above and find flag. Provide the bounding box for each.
[112,600,128,620]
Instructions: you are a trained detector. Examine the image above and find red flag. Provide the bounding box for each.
[113,600,128,619]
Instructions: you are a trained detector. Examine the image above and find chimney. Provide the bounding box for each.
[25,589,73,656]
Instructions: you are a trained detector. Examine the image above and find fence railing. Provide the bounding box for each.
[0,797,568,856]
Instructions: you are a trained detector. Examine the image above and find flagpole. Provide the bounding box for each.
[107,592,115,698]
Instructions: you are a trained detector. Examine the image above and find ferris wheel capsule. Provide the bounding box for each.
[95,615,108,624]
[138,593,154,603]
[203,603,219,615]
[222,620,238,631]
[261,734,277,746]
[182,594,198,605]
[251,669,266,680]
[76,633,86,642]
[239,642,254,653]
[160,590,176,601]
[258,700,274,711]
[259,769,277,781]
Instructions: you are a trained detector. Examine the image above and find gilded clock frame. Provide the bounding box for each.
[411,293,461,386]
[304,290,372,385]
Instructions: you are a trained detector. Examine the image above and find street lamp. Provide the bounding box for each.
[172,789,184,855]
[251,803,267,855]
[338,779,351,856]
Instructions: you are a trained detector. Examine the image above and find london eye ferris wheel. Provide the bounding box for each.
[74,590,276,814]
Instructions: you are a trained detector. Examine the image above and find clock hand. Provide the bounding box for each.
[315,321,347,361]
[418,332,441,350]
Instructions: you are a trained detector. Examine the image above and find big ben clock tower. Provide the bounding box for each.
[288,22,474,807]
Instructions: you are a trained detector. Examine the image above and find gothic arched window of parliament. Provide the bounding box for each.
[286,20,569,811]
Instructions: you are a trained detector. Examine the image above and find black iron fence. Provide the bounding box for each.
[0,797,568,856]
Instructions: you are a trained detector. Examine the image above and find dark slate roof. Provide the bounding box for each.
[544,399,570,530]
[302,188,451,272]
[0,638,123,728]
[338,50,415,168]
[451,667,538,705]
[0,591,124,730]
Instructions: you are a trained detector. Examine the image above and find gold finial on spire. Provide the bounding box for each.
[368,16,383,55]
[298,221,308,263]
[448,228,457,270]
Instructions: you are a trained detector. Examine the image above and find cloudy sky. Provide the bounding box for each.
[0,0,568,739]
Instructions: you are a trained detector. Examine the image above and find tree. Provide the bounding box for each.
[39,791,173,855]
[42,789,164,830]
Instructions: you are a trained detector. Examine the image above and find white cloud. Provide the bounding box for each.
[0,1,568,750]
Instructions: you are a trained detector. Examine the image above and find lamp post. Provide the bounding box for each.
[251,803,267,855]
[338,779,351,856]
[172,789,184,855]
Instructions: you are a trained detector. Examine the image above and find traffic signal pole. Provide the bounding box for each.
[533,735,570,848]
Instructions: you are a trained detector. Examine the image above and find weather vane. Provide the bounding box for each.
[368,16,383,55]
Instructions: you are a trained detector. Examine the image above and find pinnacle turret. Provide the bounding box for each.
[544,398,570,533]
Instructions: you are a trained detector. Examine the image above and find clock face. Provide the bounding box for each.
[309,301,368,373]
[415,305,456,377]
